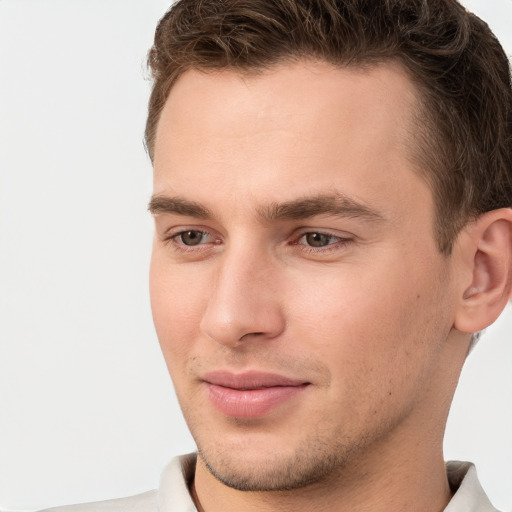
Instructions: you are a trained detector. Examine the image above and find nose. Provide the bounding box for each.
[199,246,285,347]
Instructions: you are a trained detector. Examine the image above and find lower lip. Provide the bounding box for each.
[206,383,308,418]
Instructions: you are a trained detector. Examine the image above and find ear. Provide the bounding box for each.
[454,208,512,334]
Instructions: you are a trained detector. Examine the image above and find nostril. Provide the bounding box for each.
[239,331,265,342]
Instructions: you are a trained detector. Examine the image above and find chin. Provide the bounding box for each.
[195,432,355,492]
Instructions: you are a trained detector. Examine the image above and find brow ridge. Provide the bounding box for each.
[148,195,212,218]
[259,193,384,222]
[148,192,384,223]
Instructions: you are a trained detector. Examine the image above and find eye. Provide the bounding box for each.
[300,232,339,247]
[162,227,221,258]
[176,230,209,246]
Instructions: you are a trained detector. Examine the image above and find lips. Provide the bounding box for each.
[202,371,309,418]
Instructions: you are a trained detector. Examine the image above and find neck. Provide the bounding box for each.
[191,440,452,512]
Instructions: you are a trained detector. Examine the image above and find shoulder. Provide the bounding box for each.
[37,454,197,512]
[39,489,158,512]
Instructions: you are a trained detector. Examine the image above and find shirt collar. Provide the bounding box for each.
[157,455,498,512]
[158,453,198,512]
[444,461,498,512]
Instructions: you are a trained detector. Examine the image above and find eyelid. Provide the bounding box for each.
[290,229,355,255]
[159,224,355,257]
[292,227,354,242]
[172,229,209,240]
[296,232,341,244]
[162,224,218,239]
[174,230,210,246]
[160,225,222,251]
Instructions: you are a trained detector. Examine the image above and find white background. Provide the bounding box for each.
[0,1,511,510]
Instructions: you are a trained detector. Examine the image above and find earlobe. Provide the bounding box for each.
[454,208,512,334]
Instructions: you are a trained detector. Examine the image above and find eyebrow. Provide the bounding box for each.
[259,193,385,222]
[148,192,384,223]
[148,195,213,218]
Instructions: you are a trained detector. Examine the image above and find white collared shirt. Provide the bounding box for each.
[41,454,500,512]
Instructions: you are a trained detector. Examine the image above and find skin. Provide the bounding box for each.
[149,61,508,512]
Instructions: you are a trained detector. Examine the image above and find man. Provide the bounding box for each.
[44,0,512,510]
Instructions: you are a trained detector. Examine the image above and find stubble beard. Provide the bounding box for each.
[194,426,374,493]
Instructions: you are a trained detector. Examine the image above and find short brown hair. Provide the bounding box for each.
[145,0,512,253]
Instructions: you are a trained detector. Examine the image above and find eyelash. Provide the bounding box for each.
[163,229,352,255]
[165,230,218,253]
[292,232,352,255]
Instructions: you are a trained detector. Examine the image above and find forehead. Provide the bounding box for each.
[152,60,425,218]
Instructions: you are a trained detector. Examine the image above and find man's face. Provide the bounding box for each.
[150,61,460,490]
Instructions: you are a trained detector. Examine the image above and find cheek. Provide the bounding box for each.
[287,257,448,385]
[149,252,209,361]
[288,279,439,436]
